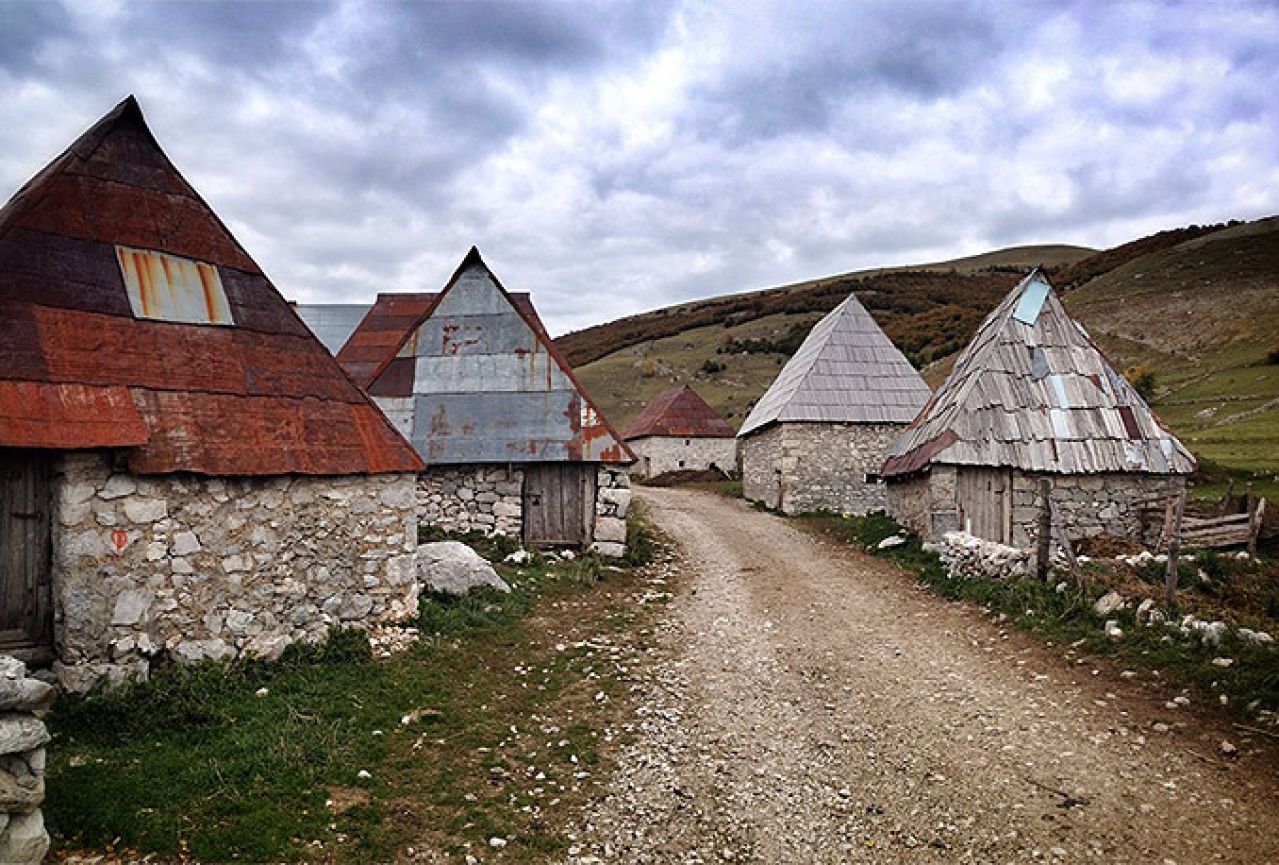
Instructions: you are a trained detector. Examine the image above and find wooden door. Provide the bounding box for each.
[956,467,1012,544]
[523,464,596,547]
[0,450,53,658]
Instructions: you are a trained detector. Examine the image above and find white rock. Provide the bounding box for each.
[1211,657,1234,668]
[1200,621,1228,647]
[504,549,531,565]
[417,542,511,596]
[1094,591,1125,616]
[123,497,167,523]
[98,475,137,500]
[357,769,372,780]
[0,810,49,865]
[489,837,507,848]
[1219,740,1238,757]
[110,589,153,626]
[171,531,201,556]
[255,687,270,698]
[877,535,906,550]
[1104,620,1124,639]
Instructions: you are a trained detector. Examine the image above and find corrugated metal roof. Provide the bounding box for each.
[355,248,633,465]
[0,96,423,476]
[622,385,735,440]
[293,303,372,354]
[883,271,1196,477]
[738,292,931,436]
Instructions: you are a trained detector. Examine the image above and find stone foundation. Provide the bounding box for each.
[591,465,631,558]
[627,435,737,480]
[0,657,54,865]
[886,466,959,539]
[417,465,525,538]
[51,452,419,694]
[741,422,905,515]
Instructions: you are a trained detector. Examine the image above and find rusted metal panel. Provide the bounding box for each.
[222,270,314,338]
[116,245,233,325]
[0,231,132,317]
[623,385,735,440]
[0,381,149,448]
[292,303,370,353]
[368,357,415,398]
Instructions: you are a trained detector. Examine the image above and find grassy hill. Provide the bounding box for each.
[561,219,1279,483]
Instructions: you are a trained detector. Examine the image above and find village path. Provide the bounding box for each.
[565,487,1279,865]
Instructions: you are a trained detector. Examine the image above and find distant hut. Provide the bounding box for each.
[335,249,634,555]
[882,271,1195,547]
[0,97,424,692]
[737,293,931,514]
[622,385,736,480]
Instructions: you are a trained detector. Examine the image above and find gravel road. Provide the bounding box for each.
[566,487,1279,864]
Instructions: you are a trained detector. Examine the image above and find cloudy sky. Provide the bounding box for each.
[2,1,1277,335]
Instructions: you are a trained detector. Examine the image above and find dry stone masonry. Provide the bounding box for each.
[627,435,737,480]
[51,452,420,694]
[592,466,631,558]
[417,465,525,537]
[0,657,53,865]
[741,422,901,515]
[924,531,1032,581]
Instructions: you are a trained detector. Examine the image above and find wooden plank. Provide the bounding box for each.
[0,450,52,652]
[1165,490,1186,607]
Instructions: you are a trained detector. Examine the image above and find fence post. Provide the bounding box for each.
[1036,478,1052,581]
[1164,488,1186,608]
[1248,497,1266,557]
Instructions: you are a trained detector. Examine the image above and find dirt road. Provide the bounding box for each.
[567,487,1279,864]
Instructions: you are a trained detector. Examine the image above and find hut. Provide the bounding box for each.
[737,293,931,514]
[622,385,736,480]
[0,97,424,693]
[882,270,1195,547]
[335,249,634,555]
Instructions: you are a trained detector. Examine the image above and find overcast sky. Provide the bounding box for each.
[2,1,1276,335]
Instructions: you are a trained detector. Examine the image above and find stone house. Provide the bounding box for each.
[330,248,634,556]
[882,271,1195,548]
[622,385,737,481]
[0,97,425,693]
[737,293,931,515]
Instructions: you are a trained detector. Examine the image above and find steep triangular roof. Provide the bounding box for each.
[622,385,735,440]
[882,271,1195,476]
[0,96,423,475]
[738,292,931,436]
[360,248,632,464]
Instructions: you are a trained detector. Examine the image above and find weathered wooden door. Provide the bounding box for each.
[956,467,1012,544]
[0,450,53,658]
[523,464,596,547]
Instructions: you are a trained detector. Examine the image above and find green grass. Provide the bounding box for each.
[796,511,1279,718]
[46,514,664,863]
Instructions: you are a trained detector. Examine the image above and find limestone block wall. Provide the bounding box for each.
[885,465,959,540]
[0,657,55,865]
[627,436,737,480]
[51,452,419,694]
[417,465,525,538]
[591,465,631,558]
[1009,471,1185,550]
[741,422,904,515]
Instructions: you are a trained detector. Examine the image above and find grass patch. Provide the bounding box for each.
[796,511,1279,720]
[47,512,666,863]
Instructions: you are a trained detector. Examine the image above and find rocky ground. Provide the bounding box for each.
[564,487,1279,864]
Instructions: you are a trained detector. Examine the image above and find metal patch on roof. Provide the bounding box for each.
[1012,277,1051,325]
[1049,407,1072,439]
[117,246,233,325]
[1030,346,1049,381]
[1048,374,1070,408]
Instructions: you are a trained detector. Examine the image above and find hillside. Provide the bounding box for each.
[563,218,1279,480]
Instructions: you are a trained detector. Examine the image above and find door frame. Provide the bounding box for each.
[0,449,55,663]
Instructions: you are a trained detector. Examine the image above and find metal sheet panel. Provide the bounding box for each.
[117,246,233,325]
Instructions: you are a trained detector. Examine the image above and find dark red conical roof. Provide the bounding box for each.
[0,96,422,475]
[622,385,735,440]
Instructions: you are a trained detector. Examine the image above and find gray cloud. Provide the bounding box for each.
[0,0,1276,336]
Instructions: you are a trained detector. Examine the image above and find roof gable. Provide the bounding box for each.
[738,292,931,436]
[362,248,632,464]
[882,271,1196,476]
[0,96,422,475]
[622,385,735,440]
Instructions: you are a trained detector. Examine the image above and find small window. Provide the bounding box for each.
[117,246,233,325]
[684,438,690,446]
[864,472,881,484]
[678,460,685,468]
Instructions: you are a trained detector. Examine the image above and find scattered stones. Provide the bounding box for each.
[1094,591,1125,616]
[417,542,512,596]
[1211,657,1234,668]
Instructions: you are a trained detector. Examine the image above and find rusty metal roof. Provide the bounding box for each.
[882,271,1196,477]
[622,385,735,440]
[0,96,423,475]
[349,248,633,464]
[738,292,932,436]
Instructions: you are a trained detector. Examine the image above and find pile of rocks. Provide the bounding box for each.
[0,657,53,865]
[924,531,1031,580]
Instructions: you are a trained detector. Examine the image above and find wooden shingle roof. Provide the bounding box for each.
[737,292,931,436]
[882,271,1195,477]
[0,96,423,476]
[622,385,735,440]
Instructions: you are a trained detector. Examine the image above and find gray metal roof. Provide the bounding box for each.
[294,304,371,354]
[738,292,931,436]
[882,272,1196,477]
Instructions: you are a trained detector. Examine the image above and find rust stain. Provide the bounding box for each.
[198,263,220,322]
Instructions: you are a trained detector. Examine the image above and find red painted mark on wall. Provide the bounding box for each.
[111,530,129,556]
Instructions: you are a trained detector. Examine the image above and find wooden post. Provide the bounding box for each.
[1164,488,1186,608]
[1158,496,1176,552]
[1218,479,1234,514]
[1248,497,1266,557]
[1036,478,1052,581]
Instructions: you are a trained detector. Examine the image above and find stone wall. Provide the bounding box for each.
[627,436,737,480]
[741,422,904,515]
[886,465,959,539]
[0,657,54,865]
[417,465,525,538]
[51,452,419,694]
[591,465,631,558]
